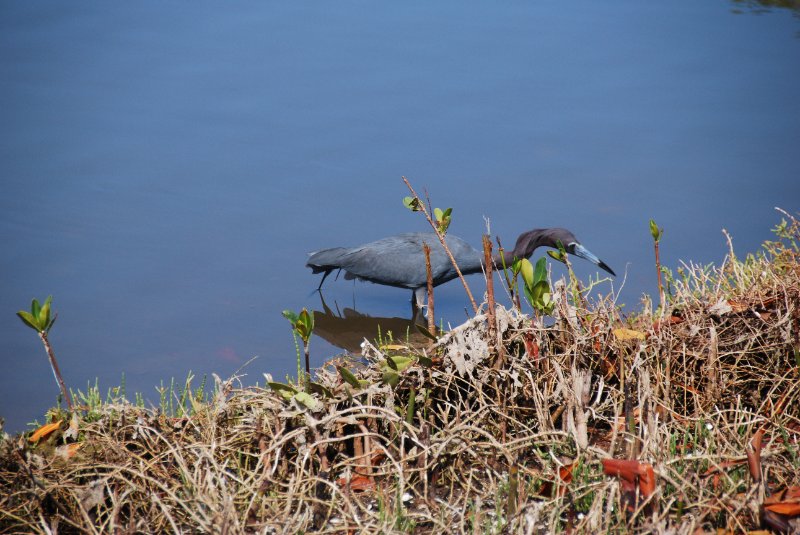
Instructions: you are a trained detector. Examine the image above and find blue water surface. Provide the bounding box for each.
[1,1,799,433]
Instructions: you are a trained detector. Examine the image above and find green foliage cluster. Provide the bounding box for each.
[16,296,56,333]
[514,256,554,315]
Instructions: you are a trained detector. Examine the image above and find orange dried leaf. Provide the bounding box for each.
[764,502,800,516]
[602,458,656,498]
[638,463,656,498]
[559,462,575,484]
[765,487,800,505]
[785,487,800,500]
[602,458,639,484]
[347,474,375,492]
[747,429,764,482]
[29,421,62,443]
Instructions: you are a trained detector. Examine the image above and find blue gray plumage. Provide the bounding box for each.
[307,227,615,305]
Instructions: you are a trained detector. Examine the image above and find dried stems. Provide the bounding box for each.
[3,217,800,533]
[423,242,436,334]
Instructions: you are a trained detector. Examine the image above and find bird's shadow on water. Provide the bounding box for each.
[310,291,430,354]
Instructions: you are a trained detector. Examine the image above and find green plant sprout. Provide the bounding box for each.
[402,177,479,313]
[515,256,555,316]
[17,296,73,410]
[283,308,314,389]
[650,219,666,313]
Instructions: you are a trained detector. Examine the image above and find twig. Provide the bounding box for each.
[483,235,497,348]
[40,330,73,411]
[423,242,436,334]
[654,237,665,316]
[402,177,478,314]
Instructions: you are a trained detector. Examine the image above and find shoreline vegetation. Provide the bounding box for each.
[2,213,800,533]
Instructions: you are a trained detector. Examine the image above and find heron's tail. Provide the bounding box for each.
[306,247,350,273]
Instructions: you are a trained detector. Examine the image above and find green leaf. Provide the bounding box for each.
[511,258,522,276]
[297,309,314,341]
[415,324,438,341]
[434,207,443,221]
[268,381,298,402]
[293,392,320,411]
[406,386,416,424]
[534,257,547,284]
[46,314,57,333]
[547,250,566,263]
[382,368,400,387]
[403,196,421,211]
[417,355,433,368]
[532,280,554,314]
[336,365,363,389]
[31,298,41,320]
[308,381,333,399]
[38,296,52,328]
[282,310,299,324]
[17,310,41,331]
[384,356,414,372]
[523,284,536,310]
[649,219,661,241]
[519,258,534,288]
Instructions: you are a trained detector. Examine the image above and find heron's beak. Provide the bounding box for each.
[571,244,616,277]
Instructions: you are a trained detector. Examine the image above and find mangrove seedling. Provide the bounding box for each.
[282,308,314,389]
[516,257,555,316]
[17,296,73,410]
[650,219,666,313]
[402,177,479,313]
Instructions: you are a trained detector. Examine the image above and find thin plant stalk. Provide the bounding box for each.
[423,242,435,335]
[303,340,311,390]
[650,219,665,315]
[40,330,73,411]
[402,176,478,314]
[655,239,665,313]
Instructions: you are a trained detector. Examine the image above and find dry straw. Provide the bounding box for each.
[2,214,799,533]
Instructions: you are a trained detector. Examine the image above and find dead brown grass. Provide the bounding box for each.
[2,215,799,534]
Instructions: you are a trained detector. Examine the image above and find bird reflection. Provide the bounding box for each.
[312,293,431,354]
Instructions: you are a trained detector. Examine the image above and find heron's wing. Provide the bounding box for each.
[307,233,480,288]
[337,234,437,289]
[306,247,350,274]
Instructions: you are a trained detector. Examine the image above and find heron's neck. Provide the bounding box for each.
[461,230,555,274]
[464,246,533,273]
[491,229,555,267]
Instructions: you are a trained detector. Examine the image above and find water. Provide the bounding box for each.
[2,1,799,433]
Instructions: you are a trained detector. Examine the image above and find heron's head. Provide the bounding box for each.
[513,228,616,277]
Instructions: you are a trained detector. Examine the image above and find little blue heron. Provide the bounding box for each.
[306,227,615,306]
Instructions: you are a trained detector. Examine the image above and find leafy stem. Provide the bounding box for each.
[17,296,73,411]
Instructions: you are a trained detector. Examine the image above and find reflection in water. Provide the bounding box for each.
[730,0,800,16]
[312,293,431,354]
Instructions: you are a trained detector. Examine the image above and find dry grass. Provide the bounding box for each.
[2,215,799,534]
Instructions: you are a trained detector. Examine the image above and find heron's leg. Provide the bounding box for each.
[413,287,427,309]
[317,269,333,290]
